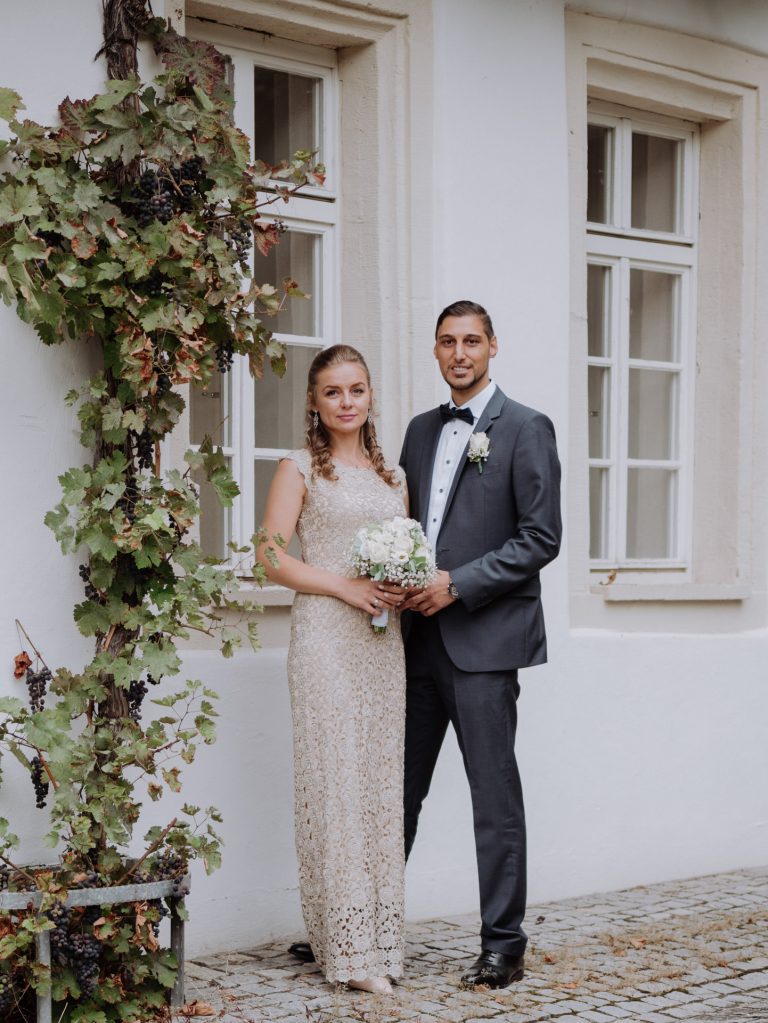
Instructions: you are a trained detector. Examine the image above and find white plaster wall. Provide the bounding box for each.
[1,0,767,960]
[567,0,768,57]
[0,0,107,864]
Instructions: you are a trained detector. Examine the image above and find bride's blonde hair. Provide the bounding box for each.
[305,345,398,487]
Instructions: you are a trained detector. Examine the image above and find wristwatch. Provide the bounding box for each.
[447,577,460,601]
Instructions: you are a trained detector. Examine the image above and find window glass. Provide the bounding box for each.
[193,461,232,559]
[254,458,302,558]
[587,264,610,357]
[631,133,679,233]
[628,369,676,460]
[254,344,322,449]
[258,231,319,337]
[629,269,677,362]
[588,365,609,459]
[626,468,676,559]
[190,371,231,447]
[587,124,612,224]
[589,467,608,560]
[253,67,321,165]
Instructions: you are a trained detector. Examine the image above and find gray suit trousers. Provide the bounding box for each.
[404,614,527,957]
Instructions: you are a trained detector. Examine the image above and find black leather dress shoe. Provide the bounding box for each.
[288,941,316,963]
[460,949,525,989]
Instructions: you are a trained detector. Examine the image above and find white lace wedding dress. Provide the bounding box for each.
[285,449,406,983]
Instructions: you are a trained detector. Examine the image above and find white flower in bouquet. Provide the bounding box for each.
[349,517,437,632]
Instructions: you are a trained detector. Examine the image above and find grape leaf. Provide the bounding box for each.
[0,87,24,121]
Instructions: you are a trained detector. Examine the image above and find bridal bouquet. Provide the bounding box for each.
[350,516,436,633]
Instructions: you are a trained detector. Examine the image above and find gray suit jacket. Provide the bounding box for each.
[399,387,561,672]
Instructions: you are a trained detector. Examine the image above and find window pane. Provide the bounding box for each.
[254,458,301,559]
[588,365,609,458]
[628,369,676,460]
[257,231,318,337]
[589,467,609,560]
[631,133,680,233]
[587,124,612,224]
[626,468,676,559]
[587,264,610,357]
[254,344,322,449]
[193,460,232,560]
[253,67,320,166]
[629,269,677,362]
[190,371,231,447]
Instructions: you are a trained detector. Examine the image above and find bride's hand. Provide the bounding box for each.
[339,578,405,615]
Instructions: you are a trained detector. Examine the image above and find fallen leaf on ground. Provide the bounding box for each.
[179,1001,216,1017]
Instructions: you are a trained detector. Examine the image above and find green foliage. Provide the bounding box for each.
[0,22,319,1023]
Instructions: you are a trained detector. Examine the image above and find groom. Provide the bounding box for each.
[399,299,561,989]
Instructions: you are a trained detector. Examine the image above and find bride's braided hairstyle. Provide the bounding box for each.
[305,345,398,488]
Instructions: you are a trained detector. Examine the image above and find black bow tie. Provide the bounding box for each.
[439,403,475,425]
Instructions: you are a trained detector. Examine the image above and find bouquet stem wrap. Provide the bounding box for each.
[371,609,389,634]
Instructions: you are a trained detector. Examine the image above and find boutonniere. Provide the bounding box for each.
[468,431,490,473]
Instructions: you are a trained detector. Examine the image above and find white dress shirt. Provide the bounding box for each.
[425,381,497,550]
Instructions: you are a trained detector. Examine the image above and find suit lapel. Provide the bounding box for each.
[418,411,444,533]
[438,387,506,537]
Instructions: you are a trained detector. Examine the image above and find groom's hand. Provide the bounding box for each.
[400,570,457,616]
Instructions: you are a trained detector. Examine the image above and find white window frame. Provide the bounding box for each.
[186,25,340,563]
[587,105,699,573]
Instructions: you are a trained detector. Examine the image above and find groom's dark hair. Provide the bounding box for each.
[435,300,495,341]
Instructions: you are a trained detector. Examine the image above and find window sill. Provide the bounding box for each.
[235,583,295,607]
[590,583,750,602]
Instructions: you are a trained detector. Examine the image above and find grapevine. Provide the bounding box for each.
[0,10,325,1020]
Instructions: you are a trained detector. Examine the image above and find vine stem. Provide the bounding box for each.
[116,816,178,884]
[14,619,52,674]
[0,851,38,888]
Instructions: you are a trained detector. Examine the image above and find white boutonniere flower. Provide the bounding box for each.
[468,431,490,473]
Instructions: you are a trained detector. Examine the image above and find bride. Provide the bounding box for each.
[257,345,407,993]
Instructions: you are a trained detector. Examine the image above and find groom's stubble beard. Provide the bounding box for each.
[446,362,489,395]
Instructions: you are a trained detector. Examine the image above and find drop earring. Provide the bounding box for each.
[367,409,374,425]
[312,411,319,430]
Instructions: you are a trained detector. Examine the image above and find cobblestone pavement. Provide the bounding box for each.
[182,866,768,1023]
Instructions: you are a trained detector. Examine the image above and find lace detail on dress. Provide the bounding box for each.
[285,449,407,982]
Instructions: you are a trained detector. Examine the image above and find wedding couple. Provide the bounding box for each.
[258,300,562,994]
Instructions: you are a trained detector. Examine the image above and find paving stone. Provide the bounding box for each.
[178,865,768,1023]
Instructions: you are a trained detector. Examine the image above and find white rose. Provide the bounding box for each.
[366,540,388,564]
[469,432,490,458]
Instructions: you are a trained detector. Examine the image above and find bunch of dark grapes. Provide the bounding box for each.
[118,479,139,524]
[145,267,166,296]
[127,678,147,722]
[134,429,154,471]
[30,756,49,809]
[25,666,51,713]
[78,562,101,602]
[171,156,204,212]
[69,933,101,996]
[148,898,170,939]
[145,848,189,898]
[131,158,205,226]
[0,973,15,1014]
[229,215,253,266]
[215,336,235,373]
[48,902,73,963]
[0,866,9,891]
[133,168,175,227]
[72,870,101,890]
[156,370,171,396]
